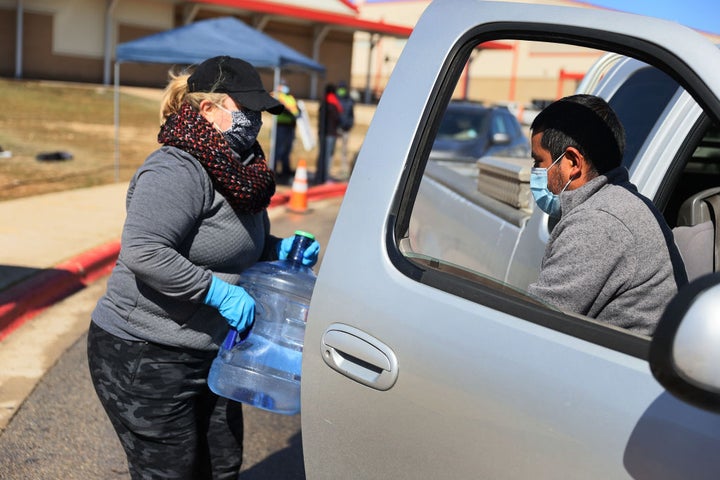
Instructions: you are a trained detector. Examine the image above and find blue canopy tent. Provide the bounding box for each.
[113,17,325,178]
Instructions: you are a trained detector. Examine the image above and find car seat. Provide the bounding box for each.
[672,186,720,281]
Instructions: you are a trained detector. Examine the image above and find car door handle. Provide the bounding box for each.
[321,323,399,390]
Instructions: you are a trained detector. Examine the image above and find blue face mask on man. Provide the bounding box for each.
[530,151,573,218]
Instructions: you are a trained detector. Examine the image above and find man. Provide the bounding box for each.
[527,94,687,336]
[273,80,300,182]
[316,83,342,184]
[336,81,355,178]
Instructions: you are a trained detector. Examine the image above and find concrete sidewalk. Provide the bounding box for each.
[0,180,346,340]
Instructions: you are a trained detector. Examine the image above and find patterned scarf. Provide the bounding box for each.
[157,102,276,214]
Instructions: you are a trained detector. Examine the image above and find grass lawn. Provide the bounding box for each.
[0,78,368,202]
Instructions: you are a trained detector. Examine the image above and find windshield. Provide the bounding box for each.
[437,108,489,141]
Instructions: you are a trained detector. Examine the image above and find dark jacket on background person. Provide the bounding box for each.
[319,90,343,137]
[337,88,355,132]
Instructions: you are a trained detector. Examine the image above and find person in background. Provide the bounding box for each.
[273,79,300,183]
[86,55,320,480]
[527,94,686,336]
[336,81,356,179]
[316,83,342,184]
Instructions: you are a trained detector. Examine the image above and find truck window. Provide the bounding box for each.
[406,40,603,290]
[399,38,706,343]
[606,67,680,170]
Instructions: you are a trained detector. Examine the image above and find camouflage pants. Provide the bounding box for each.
[87,321,244,480]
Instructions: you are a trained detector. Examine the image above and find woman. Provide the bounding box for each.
[87,55,319,480]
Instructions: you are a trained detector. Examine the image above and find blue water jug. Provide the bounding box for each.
[207,231,317,415]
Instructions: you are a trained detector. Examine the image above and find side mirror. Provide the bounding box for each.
[491,132,511,145]
[650,274,720,413]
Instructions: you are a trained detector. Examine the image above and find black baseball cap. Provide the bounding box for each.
[187,56,284,114]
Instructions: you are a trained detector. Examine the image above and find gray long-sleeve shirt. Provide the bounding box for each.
[527,167,687,337]
[92,146,279,350]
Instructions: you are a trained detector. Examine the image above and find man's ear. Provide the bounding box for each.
[564,146,585,180]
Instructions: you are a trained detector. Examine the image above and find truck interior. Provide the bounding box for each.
[666,120,720,280]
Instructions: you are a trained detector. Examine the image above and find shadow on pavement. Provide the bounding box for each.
[0,241,120,339]
[0,265,42,290]
[0,265,87,338]
[240,432,305,479]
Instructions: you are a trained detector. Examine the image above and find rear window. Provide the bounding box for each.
[608,66,680,169]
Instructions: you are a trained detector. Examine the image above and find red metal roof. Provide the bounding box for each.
[189,0,512,49]
[337,0,360,14]
[190,0,412,36]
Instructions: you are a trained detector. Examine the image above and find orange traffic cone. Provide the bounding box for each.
[287,158,309,214]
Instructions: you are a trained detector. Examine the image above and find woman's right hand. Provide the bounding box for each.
[203,276,255,331]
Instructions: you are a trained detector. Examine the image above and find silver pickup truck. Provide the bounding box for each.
[301,1,720,478]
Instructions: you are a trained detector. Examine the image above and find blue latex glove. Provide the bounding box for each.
[203,276,255,331]
[277,236,321,267]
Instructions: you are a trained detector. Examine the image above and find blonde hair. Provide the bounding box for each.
[160,70,228,123]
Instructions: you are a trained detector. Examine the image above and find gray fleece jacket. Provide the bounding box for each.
[92,146,279,351]
[527,167,687,337]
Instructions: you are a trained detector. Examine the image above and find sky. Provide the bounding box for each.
[358,0,720,35]
[581,0,719,35]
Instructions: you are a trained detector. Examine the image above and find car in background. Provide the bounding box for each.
[430,101,529,163]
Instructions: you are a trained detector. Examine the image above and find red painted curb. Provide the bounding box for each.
[268,191,291,208]
[0,184,346,340]
[303,182,348,201]
[0,240,121,341]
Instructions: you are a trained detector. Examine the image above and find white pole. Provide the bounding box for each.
[270,67,280,171]
[103,0,118,86]
[311,26,330,101]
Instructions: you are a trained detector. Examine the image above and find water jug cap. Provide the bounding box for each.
[293,230,315,240]
[286,231,316,266]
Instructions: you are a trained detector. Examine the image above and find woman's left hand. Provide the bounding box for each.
[277,236,320,267]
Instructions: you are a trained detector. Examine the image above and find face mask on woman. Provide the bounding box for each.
[530,151,572,218]
[216,105,263,152]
